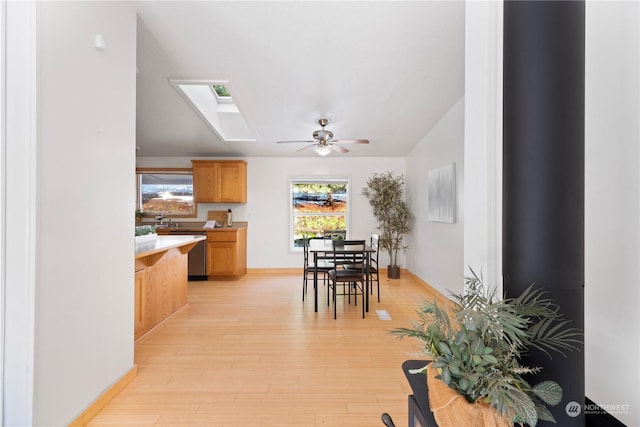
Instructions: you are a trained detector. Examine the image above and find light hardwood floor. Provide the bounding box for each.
[88,271,442,427]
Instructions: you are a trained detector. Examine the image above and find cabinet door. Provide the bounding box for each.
[217,162,247,203]
[207,242,237,276]
[192,161,217,202]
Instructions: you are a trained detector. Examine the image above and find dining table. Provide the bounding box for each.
[308,239,376,313]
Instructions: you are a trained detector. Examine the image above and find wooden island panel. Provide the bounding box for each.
[134,236,204,340]
[134,268,150,337]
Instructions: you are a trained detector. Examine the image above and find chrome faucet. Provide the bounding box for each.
[155,212,166,227]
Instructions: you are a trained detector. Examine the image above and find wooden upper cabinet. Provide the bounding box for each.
[192,160,247,203]
[217,161,247,203]
[192,161,217,202]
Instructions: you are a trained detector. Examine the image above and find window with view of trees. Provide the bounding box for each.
[136,168,195,217]
[290,178,349,250]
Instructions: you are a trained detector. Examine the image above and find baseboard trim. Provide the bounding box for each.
[404,270,450,306]
[247,268,300,275]
[67,365,137,427]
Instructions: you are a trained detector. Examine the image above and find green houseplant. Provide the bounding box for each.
[391,270,582,426]
[362,172,412,278]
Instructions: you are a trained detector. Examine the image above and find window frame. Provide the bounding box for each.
[136,167,197,218]
[289,175,351,252]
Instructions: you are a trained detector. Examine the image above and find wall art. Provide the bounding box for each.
[428,163,456,223]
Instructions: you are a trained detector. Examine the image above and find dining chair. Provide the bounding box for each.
[327,239,367,319]
[340,236,380,302]
[333,239,366,268]
[302,236,333,301]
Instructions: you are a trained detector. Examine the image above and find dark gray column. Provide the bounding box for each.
[503,1,584,426]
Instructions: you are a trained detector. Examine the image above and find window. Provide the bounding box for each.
[290,177,350,250]
[136,168,195,217]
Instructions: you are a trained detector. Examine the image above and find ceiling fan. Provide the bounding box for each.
[276,117,369,156]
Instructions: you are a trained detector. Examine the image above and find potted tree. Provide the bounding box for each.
[391,270,582,427]
[362,172,412,279]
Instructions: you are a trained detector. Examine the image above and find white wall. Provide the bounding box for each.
[35,2,137,425]
[405,98,465,295]
[2,2,38,425]
[463,1,503,292]
[585,1,640,425]
[136,157,406,268]
[401,2,501,298]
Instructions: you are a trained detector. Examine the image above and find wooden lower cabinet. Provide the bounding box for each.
[207,242,237,276]
[207,227,247,280]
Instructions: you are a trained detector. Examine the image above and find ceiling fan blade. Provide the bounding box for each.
[331,144,349,154]
[276,140,315,144]
[296,144,317,152]
[334,139,369,144]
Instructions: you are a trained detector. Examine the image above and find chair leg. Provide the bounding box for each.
[333,281,337,319]
[362,281,365,318]
[353,283,357,306]
[302,271,306,301]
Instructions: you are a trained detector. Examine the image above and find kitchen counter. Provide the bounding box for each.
[135,234,206,259]
[155,221,248,234]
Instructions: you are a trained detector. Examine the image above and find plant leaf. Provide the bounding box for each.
[465,318,477,331]
[532,381,563,406]
[482,354,498,364]
[448,363,461,376]
[459,377,469,391]
[438,341,452,355]
[535,401,557,422]
[440,366,451,384]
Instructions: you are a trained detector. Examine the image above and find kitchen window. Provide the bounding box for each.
[136,168,196,218]
[290,177,350,251]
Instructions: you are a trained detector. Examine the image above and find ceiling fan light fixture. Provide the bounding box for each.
[276,116,369,155]
[314,145,332,156]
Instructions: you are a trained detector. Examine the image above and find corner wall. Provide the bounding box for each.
[35,2,137,425]
[405,98,465,295]
[585,2,640,425]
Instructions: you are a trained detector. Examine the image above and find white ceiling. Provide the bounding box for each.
[134,1,465,158]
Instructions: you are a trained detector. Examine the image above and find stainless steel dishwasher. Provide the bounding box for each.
[168,230,207,280]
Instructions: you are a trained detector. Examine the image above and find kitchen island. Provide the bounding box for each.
[134,235,205,340]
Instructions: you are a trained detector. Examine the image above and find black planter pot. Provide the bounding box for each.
[387,265,400,279]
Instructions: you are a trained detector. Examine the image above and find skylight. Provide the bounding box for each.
[170,80,256,142]
[213,84,231,98]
